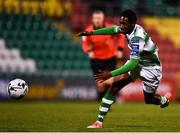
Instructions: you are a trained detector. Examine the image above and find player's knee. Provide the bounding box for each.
[98,78,113,88]
[108,74,132,95]
[97,82,110,92]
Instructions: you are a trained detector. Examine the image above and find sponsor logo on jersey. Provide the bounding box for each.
[131,44,139,56]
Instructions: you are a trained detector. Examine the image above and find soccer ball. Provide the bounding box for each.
[7,79,28,99]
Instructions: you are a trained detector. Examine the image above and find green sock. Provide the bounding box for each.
[97,93,115,123]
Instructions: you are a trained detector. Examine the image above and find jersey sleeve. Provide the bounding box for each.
[130,37,145,60]
[133,26,146,39]
[92,26,121,35]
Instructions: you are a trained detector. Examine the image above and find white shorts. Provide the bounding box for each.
[128,64,162,93]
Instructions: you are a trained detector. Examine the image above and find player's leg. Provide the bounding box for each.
[96,81,109,100]
[96,77,113,94]
[143,91,161,105]
[90,59,106,100]
[143,89,171,108]
[87,73,133,128]
[97,57,117,99]
[92,57,117,100]
[96,57,117,99]
[141,66,171,108]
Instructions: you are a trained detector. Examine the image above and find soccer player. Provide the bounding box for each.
[78,9,172,128]
[82,10,126,100]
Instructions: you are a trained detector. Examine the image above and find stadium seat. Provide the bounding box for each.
[0,12,91,77]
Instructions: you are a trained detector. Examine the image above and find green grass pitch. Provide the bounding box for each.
[0,101,180,132]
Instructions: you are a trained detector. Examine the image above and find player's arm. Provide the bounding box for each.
[111,59,138,76]
[95,37,144,82]
[111,37,144,76]
[78,26,122,36]
[82,36,91,53]
[94,59,138,82]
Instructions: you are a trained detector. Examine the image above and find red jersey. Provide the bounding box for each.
[82,23,126,60]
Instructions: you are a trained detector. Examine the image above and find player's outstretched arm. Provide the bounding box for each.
[78,26,122,36]
[94,59,138,82]
[111,59,138,76]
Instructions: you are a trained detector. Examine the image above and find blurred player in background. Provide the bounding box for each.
[81,10,126,100]
[79,9,172,128]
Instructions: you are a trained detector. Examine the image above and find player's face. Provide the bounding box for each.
[92,13,104,28]
[119,16,134,34]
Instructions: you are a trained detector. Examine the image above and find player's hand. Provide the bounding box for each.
[78,31,92,36]
[94,70,112,83]
[116,50,123,59]
[88,51,95,59]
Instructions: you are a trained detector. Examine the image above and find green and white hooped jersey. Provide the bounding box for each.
[125,24,161,66]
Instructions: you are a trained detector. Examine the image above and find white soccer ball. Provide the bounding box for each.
[7,79,28,99]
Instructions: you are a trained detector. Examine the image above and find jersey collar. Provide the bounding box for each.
[127,24,137,37]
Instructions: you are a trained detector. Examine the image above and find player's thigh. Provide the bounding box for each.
[99,73,132,87]
[96,77,114,91]
[140,66,162,93]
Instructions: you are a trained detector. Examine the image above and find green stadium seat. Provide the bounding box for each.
[0,13,91,77]
[55,61,64,69]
